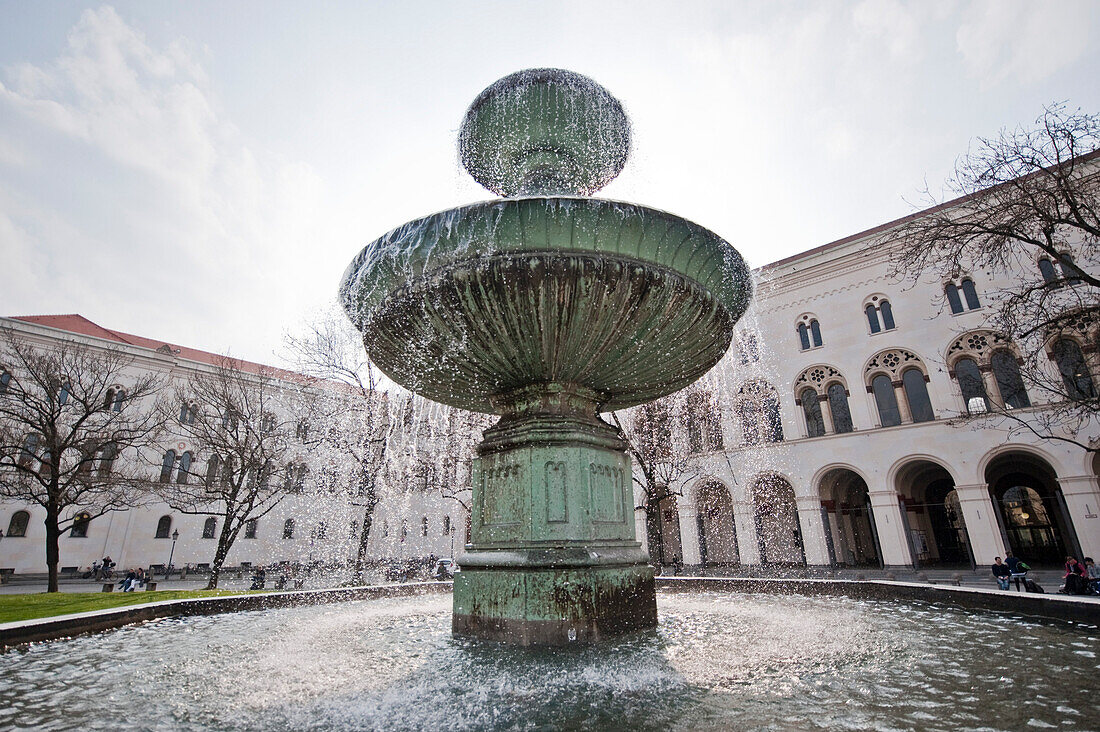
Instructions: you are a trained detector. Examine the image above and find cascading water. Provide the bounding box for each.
[340,68,752,645]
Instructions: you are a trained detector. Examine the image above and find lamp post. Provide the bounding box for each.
[166,529,179,578]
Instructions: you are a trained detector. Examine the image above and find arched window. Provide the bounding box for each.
[176,451,192,484]
[159,450,176,483]
[244,519,258,539]
[155,515,172,539]
[880,300,895,330]
[283,518,295,539]
[220,455,235,486]
[736,382,783,445]
[961,279,981,309]
[7,510,29,537]
[382,520,389,538]
[797,322,811,350]
[738,332,759,363]
[1038,257,1058,283]
[1052,338,1096,400]
[809,319,823,347]
[205,454,221,487]
[827,383,854,433]
[97,444,118,476]
[0,369,11,394]
[872,374,901,427]
[763,395,783,442]
[865,304,881,334]
[202,517,217,539]
[954,358,988,413]
[1059,254,1083,285]
[314,521,328,540]
[105,387,126,412]
[945,283,963,314]
[684,391,722,452]
[902,368,934,422]
[296,419,310,440]
[70,512,91,538]
[992,351,1030,409]
[421,516,429,536]
[19,433,39,466]
[179,402,197,425]
[295,464,308,493]
[222,410,238,431]
[800,388,825,437]
[58,382,71,406]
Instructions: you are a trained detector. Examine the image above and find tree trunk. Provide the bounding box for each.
[44,504,61,593]
[207,520,235,590]
[645,501,665,567]
[353,503,377,583]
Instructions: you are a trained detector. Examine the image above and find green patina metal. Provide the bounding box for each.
[340,68,751,645]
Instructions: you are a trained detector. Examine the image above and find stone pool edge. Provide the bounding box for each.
[0,581,453,650]
[656,577,1100,624]
[4,577,1098,649]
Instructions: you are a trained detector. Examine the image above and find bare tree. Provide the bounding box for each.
[0,327,166,591]
[158,357,307,589]
[612,394,703,567]
[882,104,1100,450]
[284,311,393,582]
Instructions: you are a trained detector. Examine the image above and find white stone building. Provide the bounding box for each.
[646,203,1100,572]
[4,173,1099,579]
[0,314,470,577]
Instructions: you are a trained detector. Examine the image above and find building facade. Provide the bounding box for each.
[0,314,473,576]
[645,208,1100,571]
[4,187,1099,578]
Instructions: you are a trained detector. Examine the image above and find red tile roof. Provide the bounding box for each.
[8,314,310,383]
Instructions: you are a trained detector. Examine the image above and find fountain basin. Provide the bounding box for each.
[3,586,1096,730]
[340,197,750,413]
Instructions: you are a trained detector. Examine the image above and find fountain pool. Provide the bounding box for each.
[2,589,1096,730]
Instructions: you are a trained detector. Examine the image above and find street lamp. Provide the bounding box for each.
[166,529,179,578]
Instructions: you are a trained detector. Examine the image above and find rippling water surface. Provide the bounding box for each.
[1,590,1096,731]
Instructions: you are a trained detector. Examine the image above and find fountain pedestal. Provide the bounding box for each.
[452,384,656,645]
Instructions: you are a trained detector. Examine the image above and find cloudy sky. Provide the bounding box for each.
[0,1,1097,366]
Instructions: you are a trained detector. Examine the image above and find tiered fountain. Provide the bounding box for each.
[340,68,751,645]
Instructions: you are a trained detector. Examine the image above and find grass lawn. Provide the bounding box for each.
[0,589,266,624]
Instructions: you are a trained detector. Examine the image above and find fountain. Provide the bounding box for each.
[340,69,751,645]
[3,71,1096,732]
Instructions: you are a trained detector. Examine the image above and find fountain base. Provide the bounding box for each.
[452,383,657,645]
[453,552,656,645]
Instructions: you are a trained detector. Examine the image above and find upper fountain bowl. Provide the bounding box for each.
[459,69,630,197]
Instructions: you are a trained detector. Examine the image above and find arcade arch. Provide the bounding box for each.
[817,467,881,567]
[894,459,973,568]
[751,474,805,566]
[986,451,1081,566]
[694,480,738,565]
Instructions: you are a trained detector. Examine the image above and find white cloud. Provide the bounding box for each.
[0,5,328,364]
[956,0,1094,86]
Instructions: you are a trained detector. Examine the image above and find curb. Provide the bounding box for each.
[0,581,452,650]
[655,577,1100,624]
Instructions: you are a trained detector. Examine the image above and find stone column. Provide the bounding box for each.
[453,384,656,646]
[1056,475,1100,560]
[733,504,760,566]
[952,483,1004,564]
[867,490,913,568]
[796,495,831,566]
[679,503,702,566]
[978,366,1003,410]
[819,392,835,434]
[893,381,912,423]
